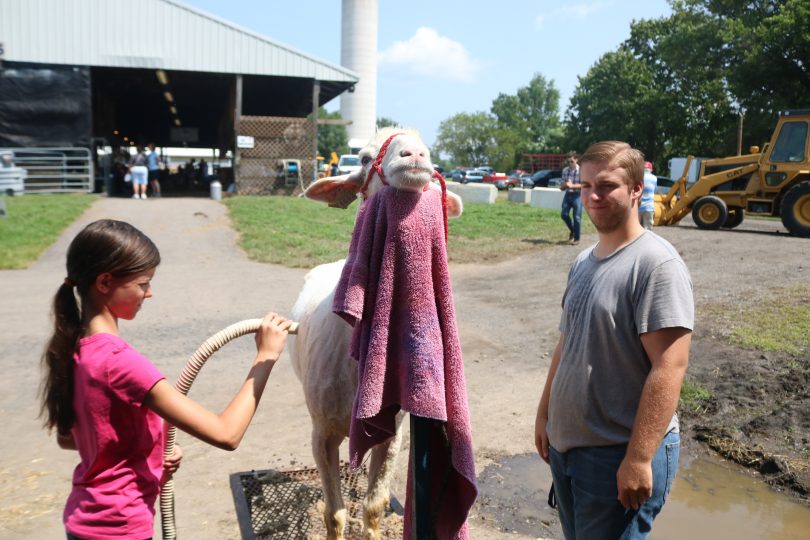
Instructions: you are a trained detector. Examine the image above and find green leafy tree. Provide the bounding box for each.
[491,73,563,160]
[624,0,807,161]
[624,6,741,160]
[565,50,655,152]
[434,112,510,168]
[376,117,401,129]
[699,0,810,148]
[673,0,810,114]
[316,108,348,157]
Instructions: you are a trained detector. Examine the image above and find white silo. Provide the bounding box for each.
[341,0,377,151]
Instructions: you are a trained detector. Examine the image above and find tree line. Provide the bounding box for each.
[319,0,807,176]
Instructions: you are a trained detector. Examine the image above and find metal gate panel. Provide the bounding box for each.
[237,116,316,195]
[0,147,94,193]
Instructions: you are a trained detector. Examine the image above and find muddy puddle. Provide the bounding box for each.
[476,452,810,539]
[653,454,810,539]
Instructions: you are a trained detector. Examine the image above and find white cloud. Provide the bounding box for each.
[378,27,480,83]
[535,14,546,29]
[557,1,611,18]
[535,1,613,29]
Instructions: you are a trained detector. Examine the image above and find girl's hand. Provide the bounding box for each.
[161,444,183,485]
[255,312,291,362]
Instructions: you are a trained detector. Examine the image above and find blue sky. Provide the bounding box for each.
[182,0,674,146]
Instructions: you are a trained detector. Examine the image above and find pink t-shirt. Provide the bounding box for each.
[64,333,165,539]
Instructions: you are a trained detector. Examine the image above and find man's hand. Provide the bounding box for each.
[534,414,550,463]
[616,456,653,510]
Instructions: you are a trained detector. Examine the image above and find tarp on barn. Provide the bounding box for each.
[0,63,92,147]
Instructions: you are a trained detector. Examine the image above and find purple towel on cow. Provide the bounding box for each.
[333,185,477,539]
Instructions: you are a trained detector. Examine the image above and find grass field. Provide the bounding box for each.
[0,194,97,269]
[0,193,587,269]
[223,195,590,267]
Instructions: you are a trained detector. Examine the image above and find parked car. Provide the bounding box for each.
[461,169,486,184]
[482,173,509,187]
[494,174,524,190]
[337,154,362,175]
[521,168,562,189]
[449,168,467,182]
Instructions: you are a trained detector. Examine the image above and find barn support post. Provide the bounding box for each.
[233,74,243,189]
[311,80,320,185]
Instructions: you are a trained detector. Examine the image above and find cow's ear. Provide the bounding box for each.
[445,190,464,218]
[304,172,364,209]
[427,182,464,218]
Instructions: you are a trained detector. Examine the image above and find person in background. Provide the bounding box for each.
[639,161,657,230]
[146,143,162,198]
[197,159,208,186]
[559,153,582,245]
[187,158,197,188]
[128,147,149,199]
[535,141,693,539]
[40,219,292,540]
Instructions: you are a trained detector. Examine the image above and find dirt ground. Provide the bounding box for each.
[0,197,807,539]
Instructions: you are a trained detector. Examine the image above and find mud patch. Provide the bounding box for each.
[473,453,560,538]
[682,328,810,502]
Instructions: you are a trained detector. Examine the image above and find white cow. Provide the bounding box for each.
[289,128,463,539]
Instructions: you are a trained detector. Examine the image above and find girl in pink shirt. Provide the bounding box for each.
[40,219,292,540]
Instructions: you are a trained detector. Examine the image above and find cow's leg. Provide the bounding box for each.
[363,414,405,539]
[313,427,346,540]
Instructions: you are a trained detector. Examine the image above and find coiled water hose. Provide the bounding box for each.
[160,318,299,540]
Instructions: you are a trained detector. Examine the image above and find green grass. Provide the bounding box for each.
[0,192,591,271]
[224,195,592,268]
[728,284,810,356]
[448,199,593,263]
[0,194,96,269]
[679,378,711,413]
[224,195,357,267]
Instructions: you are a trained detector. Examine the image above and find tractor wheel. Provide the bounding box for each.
[780,181,810,238]
[722,206,745,229]
[692,196,728,230]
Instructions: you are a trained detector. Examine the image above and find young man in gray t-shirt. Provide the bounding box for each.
[534,141,694,539]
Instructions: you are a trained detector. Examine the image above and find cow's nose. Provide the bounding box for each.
[400,148,426,159]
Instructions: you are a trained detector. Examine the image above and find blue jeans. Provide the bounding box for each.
[561,193,582,241]
[549,430,679,540]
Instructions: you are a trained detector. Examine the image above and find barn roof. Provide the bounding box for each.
[0,0,358,100]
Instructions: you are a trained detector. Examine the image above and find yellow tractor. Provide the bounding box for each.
[655,109,810,237]
[316,152,340,179]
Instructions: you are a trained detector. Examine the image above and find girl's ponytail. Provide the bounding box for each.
[40,281,83,435]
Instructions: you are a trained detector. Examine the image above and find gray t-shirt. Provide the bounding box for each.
[547,231,694,453]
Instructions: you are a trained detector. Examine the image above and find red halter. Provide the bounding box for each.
[433,169,449,244]
[360,132,449,244]
[360,133,399,199]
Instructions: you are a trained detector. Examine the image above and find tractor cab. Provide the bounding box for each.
[758,109,810,192]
